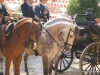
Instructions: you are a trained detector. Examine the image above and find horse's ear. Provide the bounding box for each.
[74,26,79,45]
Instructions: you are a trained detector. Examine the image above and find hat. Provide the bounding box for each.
[87,8,91,11]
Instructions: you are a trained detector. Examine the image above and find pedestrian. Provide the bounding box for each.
[34,0,50,30]
[21,0,39,56]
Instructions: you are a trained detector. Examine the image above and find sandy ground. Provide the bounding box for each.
[0,54,82,75]
[1,54,100,75]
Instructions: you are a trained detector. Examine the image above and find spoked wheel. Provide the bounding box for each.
[79,42,100,75]
[52,49,73,72]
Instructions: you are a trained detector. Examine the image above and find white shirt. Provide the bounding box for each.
[0,4,2,9]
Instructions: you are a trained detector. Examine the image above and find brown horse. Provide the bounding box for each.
[0,18,40,75]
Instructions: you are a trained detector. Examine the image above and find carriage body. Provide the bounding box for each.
[73,14,100,59]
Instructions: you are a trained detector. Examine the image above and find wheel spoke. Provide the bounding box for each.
[91,67,93,75]
[64,58,69,64]
[95,66,97,75]
[96,64,100,71]
[62,59,66,68]
[83,62,90,65]
[84,64,91,71]
[87,65,92,75]
[59,59,62,70]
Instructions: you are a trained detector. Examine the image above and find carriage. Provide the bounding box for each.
[52,14,100,75]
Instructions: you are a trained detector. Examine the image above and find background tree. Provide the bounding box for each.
[67,0,100,18]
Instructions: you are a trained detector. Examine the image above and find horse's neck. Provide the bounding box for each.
[15,22,31,41]
[44,17,72,26]
[44,23,72,38]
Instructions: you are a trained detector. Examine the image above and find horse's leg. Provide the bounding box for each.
[24,53,30,75]
[48,58,53,75]
[42,55,49,75]
[5,58,12,75]
[14,56,22,75]
[54,52,61,75]
[0,57,3,75]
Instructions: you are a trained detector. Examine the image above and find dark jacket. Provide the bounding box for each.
[0,4,10,25]
[86,11,94,21]
[21,2,37,21]
[34,3,50,23]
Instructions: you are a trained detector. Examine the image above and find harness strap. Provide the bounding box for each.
[44,27,64,48]
[14,27,26,47]
[64,28,74,46]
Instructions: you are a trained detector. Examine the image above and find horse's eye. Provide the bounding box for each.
[70,35,73,37]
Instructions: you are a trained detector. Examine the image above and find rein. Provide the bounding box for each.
[64,28,74,46]
[14,27,26,47]
[44,27,64,48]
[43,26,74,48]
[14,24,39,49]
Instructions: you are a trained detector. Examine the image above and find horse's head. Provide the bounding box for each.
[58,23,79,51]
[14,18,41,49]
[30,18,40,40]
[28,18,41,49]
[65,24,79,51]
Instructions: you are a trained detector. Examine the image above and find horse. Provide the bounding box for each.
[24,17,79,75]
[0,18,40,75]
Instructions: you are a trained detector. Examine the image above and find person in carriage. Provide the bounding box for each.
[86,8,97,23]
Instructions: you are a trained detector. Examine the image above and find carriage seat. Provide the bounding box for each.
[89,23,100,36]
[76,20,88,25]
[76,20,90,30]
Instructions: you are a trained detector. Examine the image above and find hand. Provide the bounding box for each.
[10,17,14,20]
[5,16,14,20]
[44,10,48,15]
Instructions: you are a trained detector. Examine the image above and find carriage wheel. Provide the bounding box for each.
[79,42,100,75]
[52,49,73,72]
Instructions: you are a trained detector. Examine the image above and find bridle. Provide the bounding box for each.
[44,27,75,48]
[14,24,40,49]
[64,28,75,47]
[24,26,40,48]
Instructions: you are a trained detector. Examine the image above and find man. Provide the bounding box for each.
[34,0,50,30]
[0,0,13,25]
[0,0,13,37]
[0,0,14,53]
[86,8,95,21]
[21,0,38,21]
[21,0,39,56]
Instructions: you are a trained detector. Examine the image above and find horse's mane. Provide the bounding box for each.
[44,17,73,26]
[16,18,32,25]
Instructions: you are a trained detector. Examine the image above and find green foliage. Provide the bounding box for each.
[67,0,100,18]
